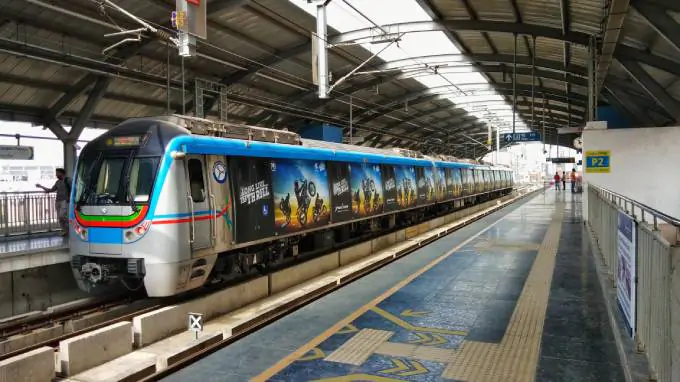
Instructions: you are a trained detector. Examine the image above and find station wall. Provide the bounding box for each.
[582,125,680,220]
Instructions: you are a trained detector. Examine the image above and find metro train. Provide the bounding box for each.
[68,115,514,297]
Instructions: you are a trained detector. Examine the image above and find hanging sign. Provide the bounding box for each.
[0,145,34,160]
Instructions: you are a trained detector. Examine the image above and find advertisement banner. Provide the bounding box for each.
[349,162,384,217]
[327,162,353,223]
[445,168,455,200]
[381,165,399,212]
[452,168,463,197]
[229,157,275,243]
[435,167,447,201]
[395,165,417,209]
[617,210,637,339]
[271,159,331,234]
[416,166,436,205]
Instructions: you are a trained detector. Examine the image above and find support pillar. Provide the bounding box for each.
[587,36,597,121]
[63,139,78,178]
[314,1,329,99]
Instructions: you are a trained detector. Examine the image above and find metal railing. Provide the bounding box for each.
[587,184,679,382]
[0,191,61,238]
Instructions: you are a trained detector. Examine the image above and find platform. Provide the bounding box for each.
[0,234,69,273]
[162,190,624,382]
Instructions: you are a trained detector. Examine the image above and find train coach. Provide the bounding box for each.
[68,115,513,297]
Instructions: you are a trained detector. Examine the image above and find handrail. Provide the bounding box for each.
[588,183,680,228]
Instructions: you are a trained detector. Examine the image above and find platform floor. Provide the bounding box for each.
[0,234,66,257]
[164,191,624,381]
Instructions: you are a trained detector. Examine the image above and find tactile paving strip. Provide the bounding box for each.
[440,202,565,382]
[324,329,394,365]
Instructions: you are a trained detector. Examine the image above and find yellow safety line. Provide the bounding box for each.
[370,307,467,336]
[252,201,519,381]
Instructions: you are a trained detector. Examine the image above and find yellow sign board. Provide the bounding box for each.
[585,150,610,173]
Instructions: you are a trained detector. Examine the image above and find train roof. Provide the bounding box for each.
[111,116,507,170]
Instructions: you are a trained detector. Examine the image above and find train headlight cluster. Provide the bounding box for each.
[71,220,88,241]
[124,220,151,243]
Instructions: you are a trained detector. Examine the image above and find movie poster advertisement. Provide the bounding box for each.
[416,166,436,204]
[229,157,275,243]
[349,162,384,217]
[327,162,353,223]
[435,167,447,201]
[381,165,399,212]
[394,165,417,209]
[270,158,331,234]
[444,168,455,200]
[452,168,463,197]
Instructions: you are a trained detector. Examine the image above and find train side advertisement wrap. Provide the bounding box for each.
[435,167,447,202]
[452,168,463,198]
[395,165,417,209]
[416,166,436,205]
[327,162,353,223]
[381,165,399,212]
[229,156,275,243]
[444,168,455,200]
[271,158,331,234]
[349,162,384,217]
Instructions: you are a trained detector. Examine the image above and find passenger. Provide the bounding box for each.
[570,168,577,192]
[561,171,566,191]
[36,168,71,237]
[553,172,561,190]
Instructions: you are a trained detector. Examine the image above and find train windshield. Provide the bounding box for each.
[75,154,160,207]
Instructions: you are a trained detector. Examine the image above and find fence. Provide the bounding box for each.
[0,191,61,238]
[587,184,679,382]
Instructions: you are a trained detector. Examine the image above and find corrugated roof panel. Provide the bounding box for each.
[429,0,479,19]
[469,0,516,22]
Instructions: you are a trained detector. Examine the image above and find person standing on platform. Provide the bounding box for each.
[561,171,567,191]
[36,168,71,237]
[570,168,577,192]
[553,172,561,190]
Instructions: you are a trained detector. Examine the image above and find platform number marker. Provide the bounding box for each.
[585,150,610,173]
[188,312,203,339]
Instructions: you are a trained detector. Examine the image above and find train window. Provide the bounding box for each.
[129,157,160,203]
[95,158,125,199]
[188,158,206,203]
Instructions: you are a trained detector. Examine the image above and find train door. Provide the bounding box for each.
[185,155,213,251]
[205,155,233,252]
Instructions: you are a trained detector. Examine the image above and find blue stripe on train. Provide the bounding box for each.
[146,135,486,218]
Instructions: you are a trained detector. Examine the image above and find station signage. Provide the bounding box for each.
[546,157,576,164]
[0,145,34,160]
[501,132,541,143]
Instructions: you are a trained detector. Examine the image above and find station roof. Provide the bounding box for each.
[0,0,677,158]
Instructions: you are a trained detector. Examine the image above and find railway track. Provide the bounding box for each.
[0,186,539,380]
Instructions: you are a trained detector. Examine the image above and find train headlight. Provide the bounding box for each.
[124,220,151,243]
[72,220,88,241]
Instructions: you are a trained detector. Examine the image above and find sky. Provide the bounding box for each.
[289,0,530,134]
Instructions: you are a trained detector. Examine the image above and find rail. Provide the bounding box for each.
[587,184,680,382]
[0,191,61,238]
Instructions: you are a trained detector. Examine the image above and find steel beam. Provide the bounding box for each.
[633,0,680,53]
[352,84,588,126]
[329,20,591,46]
[207,0,250,15]
[69,77,111,139]
[618,59,680,121]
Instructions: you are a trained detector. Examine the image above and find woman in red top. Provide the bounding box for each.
[553,172,561,190]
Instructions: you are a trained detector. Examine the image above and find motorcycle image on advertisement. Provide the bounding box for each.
[294,178,316,226]
[278,193,292,227]
[361,178,375,215]
[312,194,327,223]
[372,189,381,212]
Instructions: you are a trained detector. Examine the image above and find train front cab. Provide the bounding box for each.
[68,119,217,296]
